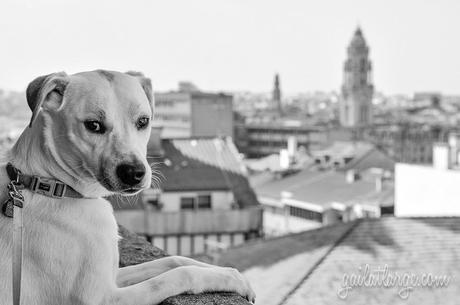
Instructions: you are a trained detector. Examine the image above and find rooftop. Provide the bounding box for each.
[156,138,258,207]
[340,144,396,173]
[110,137,259,210]
[252,169,390,208]
[244,121,325,131]
[312,141,373,160]
[198,217,460,305]
[155,90,232,99]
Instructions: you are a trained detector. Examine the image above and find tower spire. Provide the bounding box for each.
[272,73,282,115]
[354,25,362,36]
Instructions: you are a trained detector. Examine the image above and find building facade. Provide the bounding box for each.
[365,123,450,164]
[340,27,374,127]
[154,89,233,138]
[251,140,395,237]
[235,121,328,158]
[329,122,452,165]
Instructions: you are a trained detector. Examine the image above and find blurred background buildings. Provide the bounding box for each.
[2,26,460,243]
[1,21,460,304]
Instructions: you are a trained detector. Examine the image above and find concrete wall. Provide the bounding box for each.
[114,206,263,236]
[191,94,233,138]
[395,163,460,216]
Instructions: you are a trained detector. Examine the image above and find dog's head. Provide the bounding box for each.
[26,70,154,197]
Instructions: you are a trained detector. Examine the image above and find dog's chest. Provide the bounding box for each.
[0,194,120,304]
[26,194,119,268]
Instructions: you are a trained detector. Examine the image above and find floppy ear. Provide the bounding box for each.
[125,71,154,114]
[26,72,69,127]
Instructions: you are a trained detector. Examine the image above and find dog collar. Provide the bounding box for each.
[3,163,86,305]
[5,162,84,199]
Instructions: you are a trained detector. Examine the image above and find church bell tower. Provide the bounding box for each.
[340,27,374,127]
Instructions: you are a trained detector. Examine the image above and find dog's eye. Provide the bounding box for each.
[84,120,106,134]
[136,117,150,130]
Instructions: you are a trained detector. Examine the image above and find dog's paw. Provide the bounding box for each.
[179,265,256,303]
[222,267,256,304]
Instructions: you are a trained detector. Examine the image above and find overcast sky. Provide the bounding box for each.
[1,0,459,95]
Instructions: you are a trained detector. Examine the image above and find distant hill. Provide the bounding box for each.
[0,89,29,134]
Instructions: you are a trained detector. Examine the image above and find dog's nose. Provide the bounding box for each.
[116,163,146,186]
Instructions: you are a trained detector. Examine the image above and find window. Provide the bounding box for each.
[180,194,212,210]
[197,195,211,209]
[147,198,163,210]
[288,205,322,222]
[147,198,158,206]
[180,197,195,209]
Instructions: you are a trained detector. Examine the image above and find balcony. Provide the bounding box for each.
[115,206,263,236]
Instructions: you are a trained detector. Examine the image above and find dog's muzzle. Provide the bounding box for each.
[116,163,146,187]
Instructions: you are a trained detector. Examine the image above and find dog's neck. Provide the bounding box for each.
[8,116,105,198]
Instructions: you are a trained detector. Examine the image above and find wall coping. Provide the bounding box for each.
[118,226,251,305]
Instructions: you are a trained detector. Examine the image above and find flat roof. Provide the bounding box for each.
[252,169,383,207]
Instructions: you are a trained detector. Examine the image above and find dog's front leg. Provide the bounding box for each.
[117,256,216,287]
[110,265,255,305]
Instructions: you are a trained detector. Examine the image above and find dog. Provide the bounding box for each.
[0,70,255,305]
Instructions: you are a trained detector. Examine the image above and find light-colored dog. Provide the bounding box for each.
[0,70,255,305]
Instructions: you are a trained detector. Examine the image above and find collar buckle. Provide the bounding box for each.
[31,176,67,198]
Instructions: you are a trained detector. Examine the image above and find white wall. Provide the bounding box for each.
[263,211,321,236]
[395,163,460,216]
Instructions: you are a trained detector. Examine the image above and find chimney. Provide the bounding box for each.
[346,169,358,183]
[448,133,460,167]
[280,149,290,169]
[375,176,383,192]
[287,136,297,158]
[433,143,450,170]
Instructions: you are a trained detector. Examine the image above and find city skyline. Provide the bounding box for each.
[1,0,460,95]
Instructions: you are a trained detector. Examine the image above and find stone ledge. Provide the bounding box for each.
[118,226,251,305]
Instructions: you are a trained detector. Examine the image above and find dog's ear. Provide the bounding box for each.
[125,71,154,114]
[26,72,69,127]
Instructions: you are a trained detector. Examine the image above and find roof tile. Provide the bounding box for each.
[206,217,460,305]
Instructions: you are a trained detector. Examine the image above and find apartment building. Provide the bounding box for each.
[154,88,233,139]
